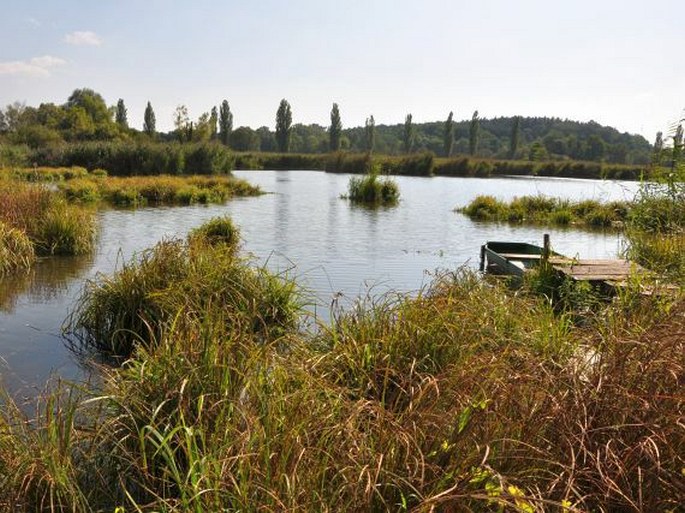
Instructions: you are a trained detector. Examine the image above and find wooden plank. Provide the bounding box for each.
[498,253,544,260]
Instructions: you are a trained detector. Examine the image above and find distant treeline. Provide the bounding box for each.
[0,88,653,166]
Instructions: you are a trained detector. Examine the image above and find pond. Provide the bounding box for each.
[0,171,639,398]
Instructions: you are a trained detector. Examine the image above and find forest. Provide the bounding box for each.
[0,88,653,166]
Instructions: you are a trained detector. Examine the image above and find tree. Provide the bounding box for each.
[143,101,156,137]
[469,110,480,156]
[586,135,606,161]
[275,99,292,153]
[219,100,233,146]
[403,113,415,154]
[672,124,683,171]
[66,88,111,125]
[231,126,260,151]
[173,105,190,142]
[509,116,520,159]
[115,99,128,129]
[209,106,218,140]
[443,111,454,157]
[364,115,376,153]
[653,131,664,165]
[329,103,342,152]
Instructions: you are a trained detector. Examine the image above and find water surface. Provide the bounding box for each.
[0,171,639,396]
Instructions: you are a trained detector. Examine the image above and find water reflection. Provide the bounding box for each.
[0,255,92,313]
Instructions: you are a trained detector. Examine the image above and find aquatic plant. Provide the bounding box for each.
[345,166,399,205]
[0,182,97,257]
[187,215,240,250]
[66,234,301,359]
[59,174,261,206]
[459,194,630,228]
[0,221,35,275]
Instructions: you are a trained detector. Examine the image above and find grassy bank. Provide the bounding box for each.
[0,211,682,511]
[459,194,630,228]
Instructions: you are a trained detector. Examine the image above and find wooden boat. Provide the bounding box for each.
[480,240,558,277]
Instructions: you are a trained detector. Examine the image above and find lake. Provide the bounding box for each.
[0,171,639,398]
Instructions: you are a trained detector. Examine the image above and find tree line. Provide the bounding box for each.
[0,88,655,164]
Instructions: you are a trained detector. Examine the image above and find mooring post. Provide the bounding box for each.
[542,233,550,265]
[479,244,485,272]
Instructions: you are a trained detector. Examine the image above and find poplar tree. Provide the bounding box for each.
[115,99,128,129]
[652,131,664,165]
[443,111,454,157]
[469,110,480,156]
[509,116,521,159]
[329,103,342,151]
[672,124,683,171]
[275,99,292,153]
[403,113,415,154]
[210,106,218,140]
[365,115,376,153]
[143,101,156,137]
[219,100,233,146]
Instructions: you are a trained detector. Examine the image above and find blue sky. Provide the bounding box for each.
[1,0,682,139]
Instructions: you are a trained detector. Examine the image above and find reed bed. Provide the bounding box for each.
[459,194,630,228]
[60,174,260,206]
[0,166,90,182]
[344,168,400,206]
[2,263,683,511]
[0,221,35,275]
[0,182,96,258]
[65,228,299,359]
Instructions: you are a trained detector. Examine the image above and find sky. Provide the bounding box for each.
[0,0,683,140]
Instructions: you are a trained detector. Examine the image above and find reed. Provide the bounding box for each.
[0,182,97,257]
[60,175,261,206]
[0,221,35,275]
[344,166,400,206]
[65,231,301,359]
[1,263,683,510]
[459,194,630,228]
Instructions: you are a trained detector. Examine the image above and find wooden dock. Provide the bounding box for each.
[548,257,646,283]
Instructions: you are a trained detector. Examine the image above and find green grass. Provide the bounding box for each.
[344,168,400,206]
[459,194,630,228]
[60,174,261,206]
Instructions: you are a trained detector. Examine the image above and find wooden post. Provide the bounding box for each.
[542,233,550,265]
[479,244,485,272]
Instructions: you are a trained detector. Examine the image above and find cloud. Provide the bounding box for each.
[0,55,67,77]
[64,30,102,46]
[26,17,41,27]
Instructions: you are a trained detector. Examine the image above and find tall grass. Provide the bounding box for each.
[31,141,235,176]
[0,182,96,257]
[65,230,301,359]
[345,166,400,206]
[0,221,35,275]
[60,174,260,206]
[459,194,630,228]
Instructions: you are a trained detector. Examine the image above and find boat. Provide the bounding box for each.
[480,239,558,277]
